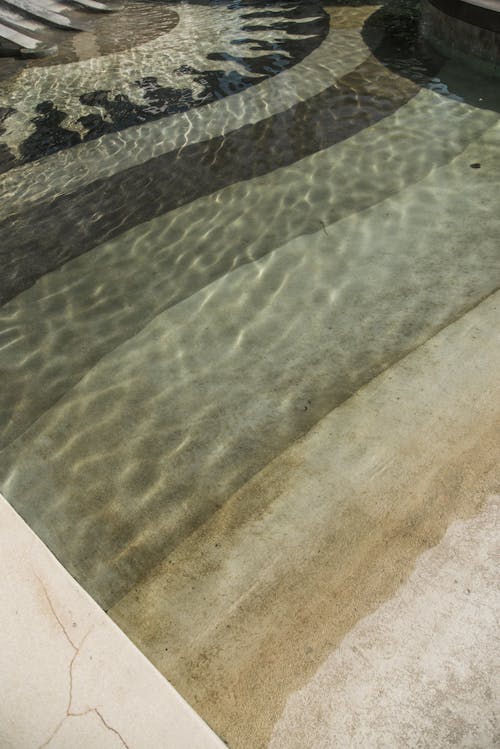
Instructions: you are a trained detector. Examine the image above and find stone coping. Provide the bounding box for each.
[0,493,226,749]
[428,0,500,32]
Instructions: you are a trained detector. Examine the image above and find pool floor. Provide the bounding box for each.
[0,1,499,746]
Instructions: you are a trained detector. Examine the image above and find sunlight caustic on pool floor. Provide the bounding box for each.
[1,1,499,747]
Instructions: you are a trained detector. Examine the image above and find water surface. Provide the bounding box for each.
[1,1,499,746]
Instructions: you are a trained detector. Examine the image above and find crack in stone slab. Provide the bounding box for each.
[38,708,131,749]
[35,621,92,749]
[30,568,109,748]
[33,570,79,650]
[34,614,129,749]
[92,709,132,749]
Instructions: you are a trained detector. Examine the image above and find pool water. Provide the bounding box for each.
[1,1,499,746]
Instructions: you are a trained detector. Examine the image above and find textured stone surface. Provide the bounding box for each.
[270,495,500,748]
[0,494,224,749]
[422,0,500,72]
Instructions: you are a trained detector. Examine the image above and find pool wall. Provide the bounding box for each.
[421,0,500,74]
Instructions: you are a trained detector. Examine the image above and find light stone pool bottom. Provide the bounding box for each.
[0,1,499,747]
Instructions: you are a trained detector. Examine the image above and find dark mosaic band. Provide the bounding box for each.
[0,0,329,170]
[0,58,420,306]
[0,0,452,306]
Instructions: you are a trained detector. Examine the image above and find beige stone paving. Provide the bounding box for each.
[0,495,225,749]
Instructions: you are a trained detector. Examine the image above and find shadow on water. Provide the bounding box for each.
[363,0,500,113]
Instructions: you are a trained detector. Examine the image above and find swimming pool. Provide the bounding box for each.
[1,1,499,746]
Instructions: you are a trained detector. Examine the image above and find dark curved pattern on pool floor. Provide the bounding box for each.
[0,57,418,305]
[1,4,500,743]
[0,0,329,169]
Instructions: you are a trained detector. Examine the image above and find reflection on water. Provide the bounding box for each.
[1,54,422,305]
[0,0,500,739]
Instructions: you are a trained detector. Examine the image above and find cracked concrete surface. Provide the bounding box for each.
[0,496,225,749]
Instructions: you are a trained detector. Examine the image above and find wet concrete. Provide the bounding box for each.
[111,290,500,747]
[270,494,500,748]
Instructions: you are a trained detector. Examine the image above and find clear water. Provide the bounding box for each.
[0,0,499,744]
